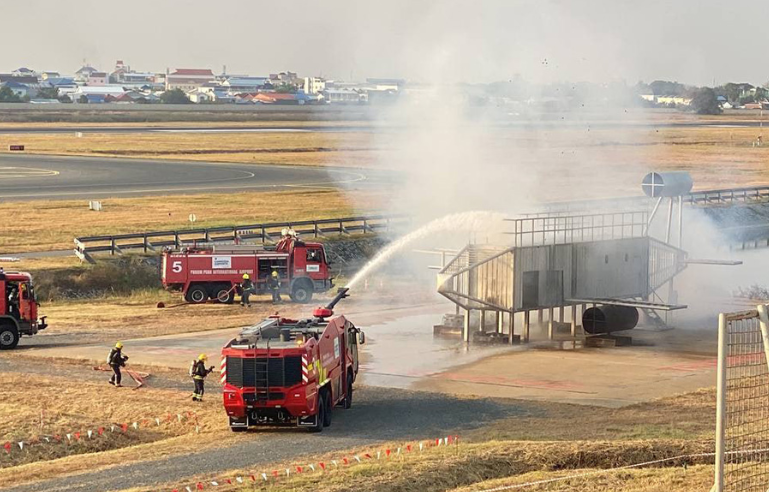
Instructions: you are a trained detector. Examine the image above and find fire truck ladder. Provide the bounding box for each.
[254,339,271,404]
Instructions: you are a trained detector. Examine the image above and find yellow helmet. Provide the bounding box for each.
[242,274,250,280]
[115,341,123,349]
[198,353,208,361]
[271,271,278,277]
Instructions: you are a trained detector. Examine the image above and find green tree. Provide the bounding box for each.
[37,86,59,99]
[0,86,23,102]
[275,83,297,94]
[159,88,191,104]
[690,87,722,115]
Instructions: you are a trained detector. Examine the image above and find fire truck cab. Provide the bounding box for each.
[221,289,363,432]
[162,233,333,304]
[0,270,47,350]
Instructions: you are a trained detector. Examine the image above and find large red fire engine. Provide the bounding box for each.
[0,270,47,350]
[221,288,364,432]
[161,233,333,304]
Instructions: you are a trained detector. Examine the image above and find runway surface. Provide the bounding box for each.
[0,154,387,201]
[0,120,764,135]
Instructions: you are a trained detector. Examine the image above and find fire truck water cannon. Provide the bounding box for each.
[312,287,350,320]
[221,286,363,433]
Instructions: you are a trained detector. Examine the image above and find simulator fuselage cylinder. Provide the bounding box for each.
[582,305,639,335]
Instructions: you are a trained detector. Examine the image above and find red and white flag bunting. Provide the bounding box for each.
[173,435,459,490]
[2,411,198,456]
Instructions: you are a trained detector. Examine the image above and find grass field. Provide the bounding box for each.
[133,390,717,492]
[0,188,386,252]
[0,361,719,492]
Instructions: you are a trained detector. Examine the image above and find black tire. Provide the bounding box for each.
[213,284,235,304]
[308,395,324,433]
[0,322,19,350]
[186,285,209,304]
[291,281,313,304]
[322,391,332,427]
[343,373,353,409]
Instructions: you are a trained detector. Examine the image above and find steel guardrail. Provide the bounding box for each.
[73,214,409,263]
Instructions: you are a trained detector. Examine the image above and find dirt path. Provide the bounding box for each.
[1,387,531,492]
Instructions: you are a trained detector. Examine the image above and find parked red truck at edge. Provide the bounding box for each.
[221,288,363,432]
[161,234,333,304]
[0,270,47,350]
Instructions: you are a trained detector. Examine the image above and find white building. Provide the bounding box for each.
[303,77,326,95]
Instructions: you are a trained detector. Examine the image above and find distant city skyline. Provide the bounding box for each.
[4,0,768,87]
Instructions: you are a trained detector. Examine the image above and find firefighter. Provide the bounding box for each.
[107,342,128,387]
[6,284,19,321]
[191,353,214,402]
[240,273,254,308]
[268,270,281,304]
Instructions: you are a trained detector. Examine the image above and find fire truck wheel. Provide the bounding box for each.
[214,285,235,304]
[186,285,209,304]
[322,391,332,427]
[0,322,19,350]
[309,395,324,433]
[290,281,313,304]
[343,373,353,409]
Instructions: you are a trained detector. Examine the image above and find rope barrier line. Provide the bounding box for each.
[1,411,199,456]
[171,435,459,492]
[477,447,769,491]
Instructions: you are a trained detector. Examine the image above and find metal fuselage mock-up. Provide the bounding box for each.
[221,289,363,432]
[0,271,47,350]
[161,236,333,304]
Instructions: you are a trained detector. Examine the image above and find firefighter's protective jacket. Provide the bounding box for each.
[241,279,254,291]
[192,361,213,380]
[107,348,125,367]
[267,276,280,290]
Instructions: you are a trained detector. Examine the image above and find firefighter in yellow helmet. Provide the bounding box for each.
[107,342,128,387]
[268,270,282,304]
[191,353,214,402]
[240,273,254,308]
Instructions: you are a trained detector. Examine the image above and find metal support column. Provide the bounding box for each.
[571,304,577,338]
[480,310,486,333]
[462,309,471,343]
[547,307,554,340]
[537,309,543,324]
[509,311,516,345]
[558,306,564,324]
[523,310,530,343]
[497,311,504,334]
[678,195,684,248]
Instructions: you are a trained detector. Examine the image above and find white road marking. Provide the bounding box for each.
[0,167,59,178]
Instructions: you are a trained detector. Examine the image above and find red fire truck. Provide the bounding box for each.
[161,235,333,304]
[0,270,47,350]
[221,288,364,432]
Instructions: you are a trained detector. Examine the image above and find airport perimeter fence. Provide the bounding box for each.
[74,214,409,263]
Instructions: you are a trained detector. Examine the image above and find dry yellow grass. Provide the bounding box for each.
[0,131,381,168]
[0,371,228,474]
[0,188,386,252]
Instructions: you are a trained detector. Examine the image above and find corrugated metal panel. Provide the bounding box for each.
[573,238,649,299]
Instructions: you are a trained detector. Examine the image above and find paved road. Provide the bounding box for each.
[0,154,385,201]
[0,120,765,136]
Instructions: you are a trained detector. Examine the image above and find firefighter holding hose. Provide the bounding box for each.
[191,353,214,402]
[107,342,128,387]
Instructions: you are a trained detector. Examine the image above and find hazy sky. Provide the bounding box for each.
[3,0,766,86]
